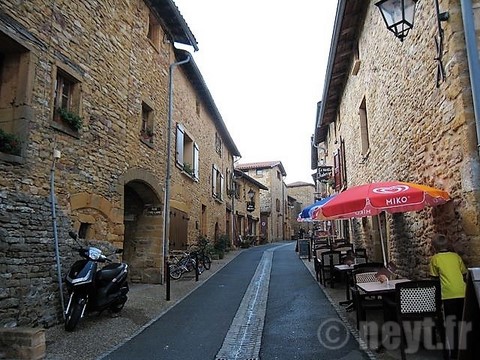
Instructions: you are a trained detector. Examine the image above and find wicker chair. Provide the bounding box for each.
[394,280,447,360]
[351,267,384,329]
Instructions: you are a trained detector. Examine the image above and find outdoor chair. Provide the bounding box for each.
[313,245,331,282]
[351,267,384,329]
[354,248,368,263]
[335,243,354,263]
[394,280,447,360]
[319,250,341,288]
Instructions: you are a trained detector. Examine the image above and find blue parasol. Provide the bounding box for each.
[297,195,336,222]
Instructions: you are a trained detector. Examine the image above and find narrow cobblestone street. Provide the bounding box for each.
[46,243,441,360]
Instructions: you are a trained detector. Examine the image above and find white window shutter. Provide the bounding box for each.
[176,124,184,165]
[212,165,217,196]
[220,173,224,200]
[194,143,199,179]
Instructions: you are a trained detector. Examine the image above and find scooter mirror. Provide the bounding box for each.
[116,248,124,254]
[69,231,78,240]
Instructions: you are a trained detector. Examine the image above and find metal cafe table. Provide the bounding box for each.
[354,278,412,327]
[334,264,355,306]
[355,278,411,295]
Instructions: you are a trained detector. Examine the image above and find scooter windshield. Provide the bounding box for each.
[88,247,102,260]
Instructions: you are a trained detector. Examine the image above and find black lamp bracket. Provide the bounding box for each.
[434,0,449,87]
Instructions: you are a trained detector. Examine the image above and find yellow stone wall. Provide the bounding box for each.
[0,0,238,326]
[321,0,480,278]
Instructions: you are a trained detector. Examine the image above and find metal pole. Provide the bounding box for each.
[166,260,170,301]
[163,55,190,298]
[377,215,387,267]
[460,0,480,158]
[50,149,65,318]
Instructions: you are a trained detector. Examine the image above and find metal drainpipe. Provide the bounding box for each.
[282,180,285,240]
[163,55,191,290]
[50,148,65,318]
[461,0,480,158]
[231,171,236,246]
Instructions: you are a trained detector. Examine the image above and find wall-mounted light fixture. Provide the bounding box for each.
[247,189,255,201]
[375,0,418,42]
[375,0,449,86]
[246,189,255,212]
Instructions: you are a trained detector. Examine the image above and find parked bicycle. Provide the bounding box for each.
[196,237,212,270]
[168,237,213,280]
[191,237,212,271]
[168,251,197,280]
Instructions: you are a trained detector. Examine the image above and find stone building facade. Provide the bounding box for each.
[231,169,268,245]
[236,161,287,242]
[0,0,240,328]
[313,0,480,279]
[287,181,316,237]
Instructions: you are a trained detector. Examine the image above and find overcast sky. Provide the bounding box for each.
[173,0,338,184]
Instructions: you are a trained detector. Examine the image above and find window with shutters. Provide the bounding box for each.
[212,165,224,201]
[176,123,199,179]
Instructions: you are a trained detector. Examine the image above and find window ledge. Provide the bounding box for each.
[140,137,154,148]
[0,152,24,164]
[181,170,198,182]
[360,149,370,164]
[51,121,81,138]
[147,39,160,53]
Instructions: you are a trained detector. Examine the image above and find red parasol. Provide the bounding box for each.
[317,181,450,219]
[313,181,450,266]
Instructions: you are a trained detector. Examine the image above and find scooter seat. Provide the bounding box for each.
[96,263,127,281]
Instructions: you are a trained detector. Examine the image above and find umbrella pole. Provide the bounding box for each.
[349,218,355,252]
[377,215,387,267]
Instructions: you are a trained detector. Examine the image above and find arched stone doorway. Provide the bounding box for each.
[119,169,164,284]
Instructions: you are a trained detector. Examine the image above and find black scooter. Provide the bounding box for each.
[64,231,129,331]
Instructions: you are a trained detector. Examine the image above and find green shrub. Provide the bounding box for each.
[0,129,21,156]
[214,234,229,256]
[57,107,83,131]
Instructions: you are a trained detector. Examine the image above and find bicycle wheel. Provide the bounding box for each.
[169,264,183,279]
[202,255,211,270]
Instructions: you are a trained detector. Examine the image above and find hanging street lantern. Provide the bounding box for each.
[375,0,418,42]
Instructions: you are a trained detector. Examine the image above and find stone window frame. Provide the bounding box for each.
[212,164,224,202]
[140,100,155,147]
[146,7,161,51]
[351,41,361,76]
[51,62,83,138]
[0,31,34,163]
[215,132,222,157]
[175,123,199,180]
[359,96,370,161]
[236,182,241,200]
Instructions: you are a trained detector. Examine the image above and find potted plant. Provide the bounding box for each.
[214,234,229,259]
[141,128,154,142]
[0,129,21,156]
[57,107,83,131]
[183,163,194,176]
